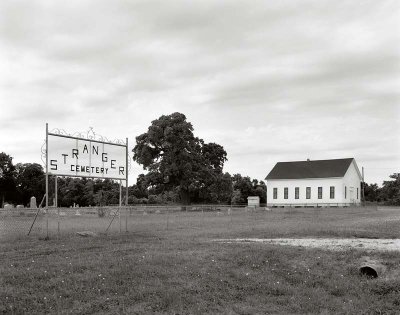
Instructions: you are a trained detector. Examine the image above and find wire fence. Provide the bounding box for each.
[0,204,258,240]
[1,203,392,242]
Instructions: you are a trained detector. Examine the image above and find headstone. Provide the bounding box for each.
[16,205,24,209]
[4,204,13,210]
[30,196,37,208]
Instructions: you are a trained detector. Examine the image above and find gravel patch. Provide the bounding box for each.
[214,238,400,251]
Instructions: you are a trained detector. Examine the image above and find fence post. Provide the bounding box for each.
[125,206,128,233]
[46,210,49,239]
[166,207,169,230]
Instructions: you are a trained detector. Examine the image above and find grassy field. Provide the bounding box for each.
[1,206,400,314]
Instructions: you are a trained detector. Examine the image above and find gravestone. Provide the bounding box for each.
[4,204,13,209]
[30,196,37,208]
[16,205,24,209]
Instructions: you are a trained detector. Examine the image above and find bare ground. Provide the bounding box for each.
[214,238,400,251]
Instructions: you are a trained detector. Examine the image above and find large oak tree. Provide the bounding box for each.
[133,112,227,204]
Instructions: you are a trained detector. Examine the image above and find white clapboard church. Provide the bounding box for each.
[265,158,362,207]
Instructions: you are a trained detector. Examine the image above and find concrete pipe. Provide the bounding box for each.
[359,259,386,278]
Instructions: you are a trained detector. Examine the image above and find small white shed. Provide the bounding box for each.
[247,196,260,207]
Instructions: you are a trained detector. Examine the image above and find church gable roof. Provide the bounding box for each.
[265,158,354,180]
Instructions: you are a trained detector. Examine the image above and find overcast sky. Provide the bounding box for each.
[1,0,399,186]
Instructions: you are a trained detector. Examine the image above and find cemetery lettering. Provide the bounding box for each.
[48,138,126,179]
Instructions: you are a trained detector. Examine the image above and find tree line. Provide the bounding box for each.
[1,112,399,207]
[0,153,266,207]
[363,177,400,205]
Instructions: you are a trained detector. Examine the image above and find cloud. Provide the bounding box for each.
[0,0,399,186]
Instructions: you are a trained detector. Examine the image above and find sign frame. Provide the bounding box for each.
[47,132,128,181]
[45,123,129,212]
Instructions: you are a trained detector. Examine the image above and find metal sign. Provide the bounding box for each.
[47,133,127,180]
[43,124,129,215]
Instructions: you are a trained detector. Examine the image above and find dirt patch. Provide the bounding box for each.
[214,238,400,251]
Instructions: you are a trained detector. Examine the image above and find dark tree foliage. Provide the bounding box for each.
[60,178,85,207]
[362,182,381,202]
[54,177,120,207]
[232,174,252,204]
[93,179,120,206]
[231,174,267,204]
[380,173,400,205]
[129,171,265,205]
[15,163,45,206]
[253,180,267,204]
[0,152,16,207]
[361,174,400,205]
[206,172,233,204]
[133,112,228,204]
[202,143,227,173]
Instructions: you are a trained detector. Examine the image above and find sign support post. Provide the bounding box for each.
[45,123,49,238]
[55,175,59,237]
[119,180,122,233]
[55,176,58,207]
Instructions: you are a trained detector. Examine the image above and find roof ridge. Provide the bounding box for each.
[277,158,354,164]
